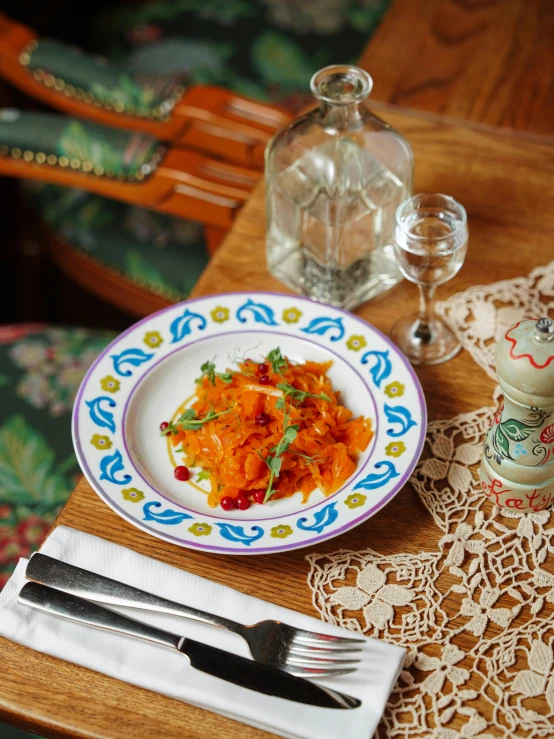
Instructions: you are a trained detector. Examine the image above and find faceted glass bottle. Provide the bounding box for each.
[265,65,413,310]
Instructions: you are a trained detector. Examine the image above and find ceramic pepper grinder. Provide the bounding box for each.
[480,317,554,512]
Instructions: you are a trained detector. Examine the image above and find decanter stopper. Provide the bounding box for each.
[480,317,554,511]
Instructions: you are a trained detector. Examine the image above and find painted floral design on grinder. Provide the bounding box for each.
[480,317,554,512]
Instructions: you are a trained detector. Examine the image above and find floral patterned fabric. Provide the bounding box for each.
[28,38,185,116]
[96,0,389,106]
[0,324,114,589]
[27,183,209,301]
[28,0,390,302]
[0,111,160,178]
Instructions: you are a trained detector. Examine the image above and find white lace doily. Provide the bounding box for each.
[306,264,554,738]
[435,261,554,380]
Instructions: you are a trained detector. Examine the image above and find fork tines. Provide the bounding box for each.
[285,628,365,678]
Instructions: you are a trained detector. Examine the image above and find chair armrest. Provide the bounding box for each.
[0,13,290,169]
[0,109,256,228]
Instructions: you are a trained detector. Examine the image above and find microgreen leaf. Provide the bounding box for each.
[268,456,282,476]
[177,407,231,431]
[267,347,288,374]
[276,382,331,405]
[197,360,234,386]
[197,360,216,385]
[196,470,211,482]
[284,425,299,443]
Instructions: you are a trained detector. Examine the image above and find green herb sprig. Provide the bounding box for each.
[257,353,331,502]
[266,347,288,375]
[161,407,232,435]
[177,407,231,430]
[276,382,331,405]
[259,414,299,503]
[196,360,233,386]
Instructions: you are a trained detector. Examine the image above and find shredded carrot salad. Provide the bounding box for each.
[163,349,373,509]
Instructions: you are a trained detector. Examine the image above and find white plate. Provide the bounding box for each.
[73,292,426,554]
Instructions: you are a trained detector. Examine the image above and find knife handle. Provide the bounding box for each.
[26,553,244,636]
[18,582,182,651]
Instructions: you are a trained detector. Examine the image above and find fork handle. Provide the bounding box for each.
[26,553,245,636]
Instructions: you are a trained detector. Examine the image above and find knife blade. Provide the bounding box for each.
[18,582,361,710]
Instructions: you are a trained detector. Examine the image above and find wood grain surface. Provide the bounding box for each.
[360,0,554,136]
[0,145,252,230]
[1,104,554,737]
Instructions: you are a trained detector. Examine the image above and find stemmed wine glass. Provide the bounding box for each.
[390,193,468,365]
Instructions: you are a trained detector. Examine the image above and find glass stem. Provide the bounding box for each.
[415,284,436,343]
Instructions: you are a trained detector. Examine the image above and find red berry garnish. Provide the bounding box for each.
[160,421,169,433]
[236,495,250,510]
[174,465,190,481]
[258,363,268,375]
[253,490,266,504]
[255,412,271,427]
[220,496,235,511]
[259,375,271,385]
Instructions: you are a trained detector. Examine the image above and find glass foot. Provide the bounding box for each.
[390,314,461,365]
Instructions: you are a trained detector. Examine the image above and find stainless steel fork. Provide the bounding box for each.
[26,553,365,678]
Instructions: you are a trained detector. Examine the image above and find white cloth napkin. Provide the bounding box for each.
[0,526,404,739]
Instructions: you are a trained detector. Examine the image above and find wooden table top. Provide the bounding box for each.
[361,0,554,137]
[2,105,554,738]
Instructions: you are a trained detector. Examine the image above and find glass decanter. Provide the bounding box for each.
[265,65,413,310]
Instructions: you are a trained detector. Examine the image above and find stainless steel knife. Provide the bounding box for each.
[18,582,361,710]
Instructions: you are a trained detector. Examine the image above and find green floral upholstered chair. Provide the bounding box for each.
[0,324,115,588]
[28,184,210,307]
[20,0,390,308]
